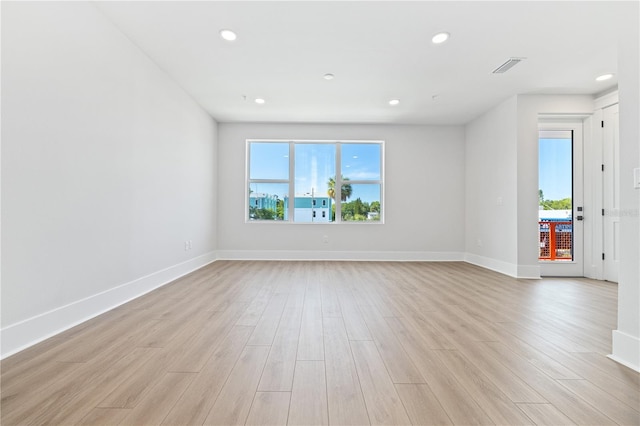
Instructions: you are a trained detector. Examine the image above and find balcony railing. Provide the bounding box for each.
[539,220,573,261]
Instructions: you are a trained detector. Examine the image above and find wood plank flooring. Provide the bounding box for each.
[2,261,639,425]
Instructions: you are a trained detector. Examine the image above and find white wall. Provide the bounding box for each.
[611,8,640,371]
[464,96,519,276]
[217,123,465,260]
[1,2,218,357]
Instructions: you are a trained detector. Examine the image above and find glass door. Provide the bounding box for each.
[538,123,584,276]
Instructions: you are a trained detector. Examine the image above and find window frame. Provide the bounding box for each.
[246,139,385,224]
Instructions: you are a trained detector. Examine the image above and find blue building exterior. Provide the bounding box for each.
[294,196,332,222]
[249,193,332,222]
[250,193,279,211]
[249,193,289,220]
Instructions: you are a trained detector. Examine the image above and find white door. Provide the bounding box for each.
[538,122,584,277]
[603,104,619,282]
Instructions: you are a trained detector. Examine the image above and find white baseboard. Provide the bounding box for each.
[610,330,640,372]
[216,250,465,262]
[464,253,540,279]
[517,264,541,280]
[218,251,542,279]
[464,253,517,277]
[0,251,217,359]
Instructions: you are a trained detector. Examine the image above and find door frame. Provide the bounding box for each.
[584,90,620,281]
[602,104,620,282]
[538,120,585,277]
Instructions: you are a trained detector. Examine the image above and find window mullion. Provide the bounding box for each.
[288,142,295,222]
[335,142,342,223]
[249,179,290,184]
[246,141,251,222]
[345,181,382,185]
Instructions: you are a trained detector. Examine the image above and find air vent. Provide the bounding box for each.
[492,57,525,74]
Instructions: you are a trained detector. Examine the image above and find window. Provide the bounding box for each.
[247,140,384,223]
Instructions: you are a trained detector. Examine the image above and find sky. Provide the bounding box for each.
[539,137,572,202]
[249,142,381,204]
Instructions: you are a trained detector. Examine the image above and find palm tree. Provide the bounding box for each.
[327,175,353,201]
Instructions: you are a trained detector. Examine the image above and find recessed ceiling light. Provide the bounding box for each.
[431,32,450,44]
[324,73,335,80]
[353,156,358,159]
[596,73,614,82]
[255,98,265,104]
[220,29,237,41]
[389,99,400,106]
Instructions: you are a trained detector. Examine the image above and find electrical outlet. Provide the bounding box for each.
[322,235,329,244]
[184,241,189,251]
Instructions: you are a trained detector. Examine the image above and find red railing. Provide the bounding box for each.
[539,221,573,261]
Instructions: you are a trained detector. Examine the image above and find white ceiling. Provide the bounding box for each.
[95,1,635,125]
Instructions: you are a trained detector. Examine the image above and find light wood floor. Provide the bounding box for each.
[2,261,639,425]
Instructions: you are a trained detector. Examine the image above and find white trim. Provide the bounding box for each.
[593,90,619,110]
[216,250,464,262]
[609,330,640,372]
[464,253,541,279]
[0,251,218,359]
[537,120,585,277]
[517,264,542,280]
[538,113,592,122]
[465,253,517,277]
